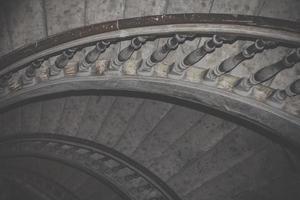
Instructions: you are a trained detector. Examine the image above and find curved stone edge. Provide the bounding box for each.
[0,77,299,152]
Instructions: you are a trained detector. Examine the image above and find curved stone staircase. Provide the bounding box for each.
[0,0,300,200]
[1,95,300,200]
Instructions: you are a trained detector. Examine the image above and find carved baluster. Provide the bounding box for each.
[138,34,192,73]
[236,48,300,91]
[50,48,77,76]
[79,41,110,71]
[269,79,300,104]
[109,36,148,71]
[170,35,236,75]
[8,72,22,91]
[205,39,277,81]
[22,58,44,84]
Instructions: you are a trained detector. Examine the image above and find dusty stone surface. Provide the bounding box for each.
[0,107,21,136]
[148,114,236,181]
[260,0,300,21]
[21,102,42,133]
[39,98,66,133]
[185,143,294,200]
[85,0,124,25]
[211,0,263,15]
[124,0,167,18]
[95,96,144,147]
[0,10,12,56]
[45,0,85,35]
[168,127,270,196]
[167,0,212,13]
[2,0,45,49]
[0,95,299,199]
[55,96,89,136]
[131,105,205,166]
[115,99,173,156]
[76,96,116,140]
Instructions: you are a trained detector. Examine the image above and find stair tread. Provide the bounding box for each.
[115,99,173,156]
[185,143,292,200]
[39,98,66,133]
[0,108,21,136]
[148,115,236,181]
[131,105,205,166]
[76,95,116,140]
[233,173,300,200]
[167,127,270,196]
[21,102,42,134]
[95,96,144,147]
[56,96,89,136]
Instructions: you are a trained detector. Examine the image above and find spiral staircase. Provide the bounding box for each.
[0,0,300,200]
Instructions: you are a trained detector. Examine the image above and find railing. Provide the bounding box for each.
[0,14,300,149]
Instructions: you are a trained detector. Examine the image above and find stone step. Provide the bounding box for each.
[95,96,144,147]
[131,105,205,167]
[21,102,42,134]
[75,95,116,140]
[114,99,173,156]
[0,107,21,136]
[39,97,66,134]
[184,143,293,200]
[167,127,270,196]
[55,96,90,136]
[148,114,237,181]
[233,174,300,200]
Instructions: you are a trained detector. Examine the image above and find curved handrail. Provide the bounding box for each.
[0,133,182,200]
[0,13,300,76]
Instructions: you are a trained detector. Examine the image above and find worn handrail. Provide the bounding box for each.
[1,14,300,76]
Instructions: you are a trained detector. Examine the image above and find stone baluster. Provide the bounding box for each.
[170,35,236,75]
[269,79,300,104]
[22,58,44,84]
[138,34,192,73]
[79,41,110,72]
[205,39,277,81]
[109,36,148,71]
[236,48,300,91]
[50,48,77,76]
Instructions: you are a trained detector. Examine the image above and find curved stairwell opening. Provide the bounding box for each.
[0,0,300,200]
